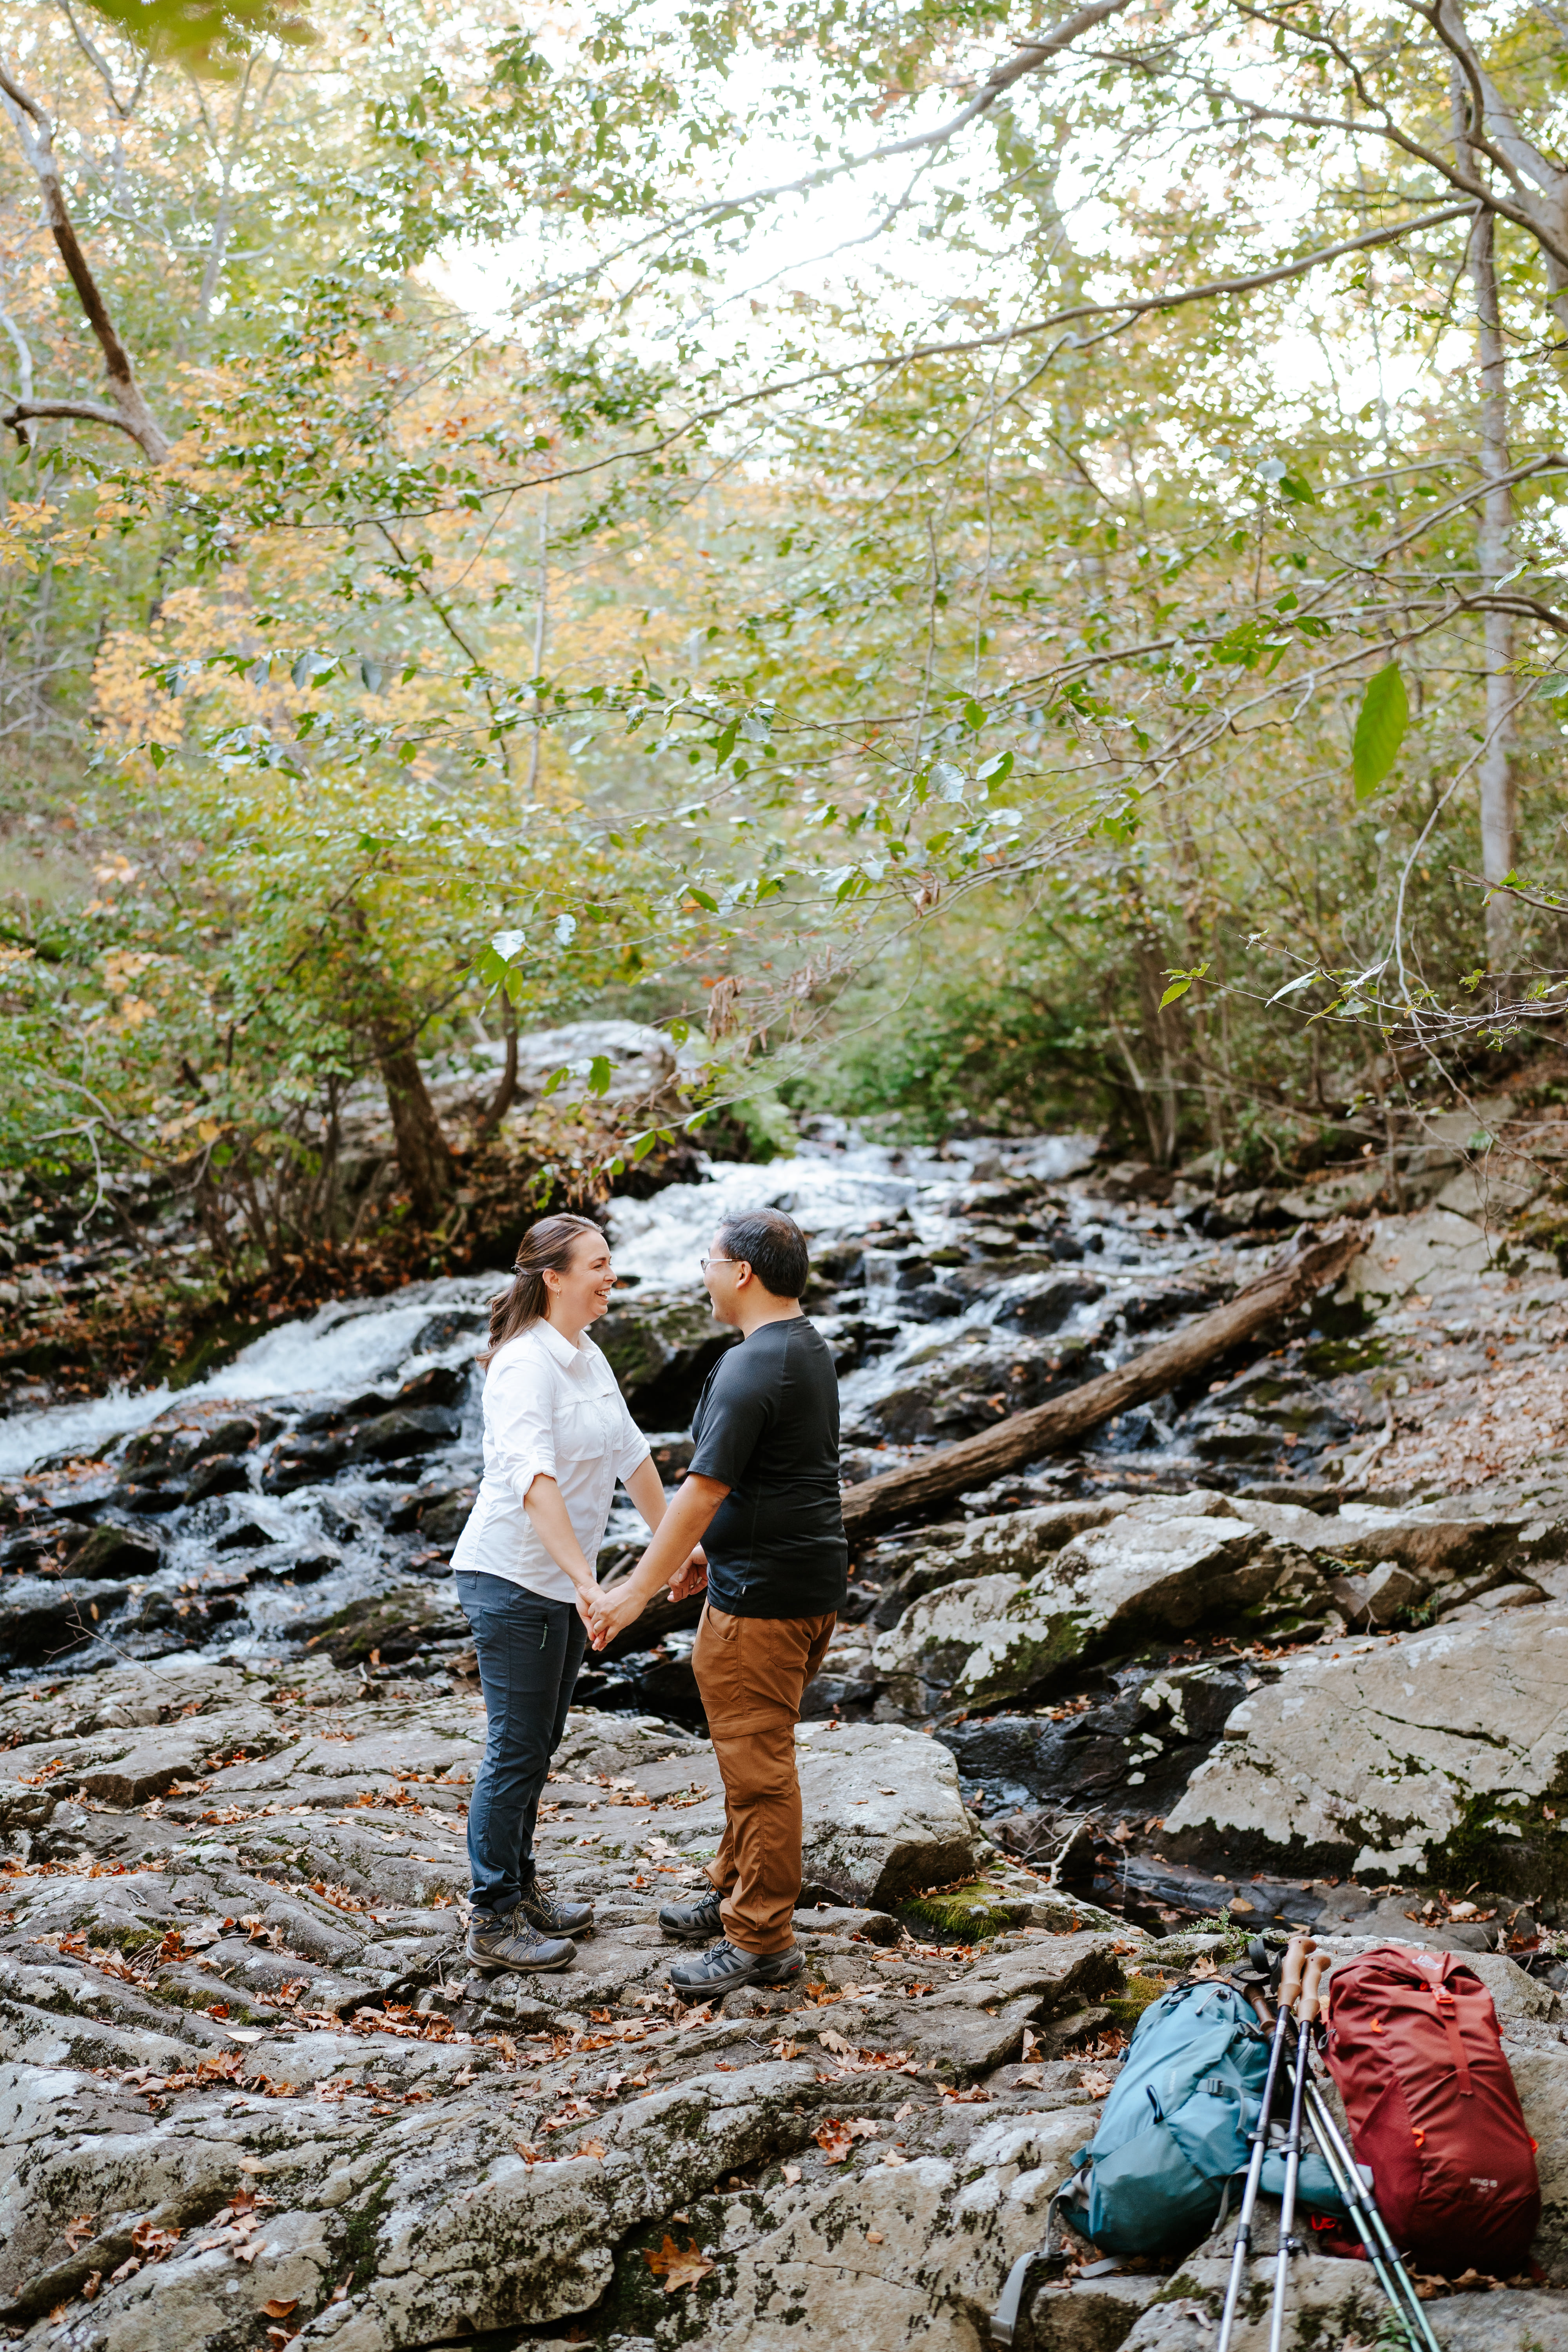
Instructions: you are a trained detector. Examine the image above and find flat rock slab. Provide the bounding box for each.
[1163,1609,1568,1891]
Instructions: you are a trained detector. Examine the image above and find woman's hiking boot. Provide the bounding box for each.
[668,1938,803,1999]
[658,1888,725,1941]
[466,1909,575,1975]
[517,1879,594,1938]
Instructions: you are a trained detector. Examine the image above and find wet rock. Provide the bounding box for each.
[1163,1608,1568,1892]
[594,1287,739,1423]
[263,1432,352,1495]
[348,1405,462,1468]
[292,1585,470,1669]
[0,1519,90,1576]
[388,1484,475,1546]
[118,1410,283,1481]
[993,1271,1107,1333]
[939,1661,1253,1824]
[0,1577,131,1668]
[71,1523,162,1581]
[850,1334,1109,1445]
[181,1456,251,1503]
[872,1494,1274,1715]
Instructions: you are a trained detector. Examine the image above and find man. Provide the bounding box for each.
[584,1207,846,1996]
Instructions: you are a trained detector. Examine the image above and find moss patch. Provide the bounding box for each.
[1106,1972,1169,2030]
[898,1878,1016,1942]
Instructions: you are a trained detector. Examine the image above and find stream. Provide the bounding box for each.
[0,1125,1380,1927]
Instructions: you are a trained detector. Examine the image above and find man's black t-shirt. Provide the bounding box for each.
[686,1315,848,1619]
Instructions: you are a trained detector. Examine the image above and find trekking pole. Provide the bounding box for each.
[1298,2076,1437,2352]
[1266,1951,1327,2352]
[1214,1933,1312,2352]
[1298,2028,1446,2352]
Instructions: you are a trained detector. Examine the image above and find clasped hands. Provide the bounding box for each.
[580,1546,707,1650]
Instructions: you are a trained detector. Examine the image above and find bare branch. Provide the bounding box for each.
[2,395,155,447]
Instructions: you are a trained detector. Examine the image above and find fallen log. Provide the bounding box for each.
[838,1225,1364,1543]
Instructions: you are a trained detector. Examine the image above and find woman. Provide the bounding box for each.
[451,1211,679,1976]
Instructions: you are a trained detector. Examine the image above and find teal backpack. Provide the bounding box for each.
[993,1977,1345,2347]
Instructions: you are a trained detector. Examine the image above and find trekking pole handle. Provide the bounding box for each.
[1298,1951,1329,2025]
[1278,1934,1313,2011]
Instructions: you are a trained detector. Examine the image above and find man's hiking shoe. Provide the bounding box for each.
[658,1888,725,1942]
[517,1881,594,1938]
[466,1910,575,1975]
[668,1938,803,2000]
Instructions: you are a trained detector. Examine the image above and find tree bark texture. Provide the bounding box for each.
[1452,75,1517,971]
[838,1227,1364,1541]
[0,66,169,461]
[472,989,519,1144]
[373,1021,457,1224]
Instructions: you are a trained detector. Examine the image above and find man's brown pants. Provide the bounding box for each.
[691,1602,835,1955]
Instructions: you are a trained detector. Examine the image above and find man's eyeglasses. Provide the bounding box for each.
[700,1254,735,1272]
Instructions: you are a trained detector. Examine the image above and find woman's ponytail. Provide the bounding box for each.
[480,1212,605,1366]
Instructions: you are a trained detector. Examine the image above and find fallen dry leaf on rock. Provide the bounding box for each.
[642,2234,716,2294]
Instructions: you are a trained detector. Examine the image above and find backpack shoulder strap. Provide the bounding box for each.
[990,2177,1084,2347]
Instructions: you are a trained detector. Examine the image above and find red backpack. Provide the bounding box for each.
[1323,1943,1540,2277]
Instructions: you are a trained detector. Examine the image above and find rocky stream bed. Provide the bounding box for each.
[5,1125,1568,2350]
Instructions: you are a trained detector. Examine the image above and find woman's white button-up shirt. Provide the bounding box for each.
[449,1318,651,1603]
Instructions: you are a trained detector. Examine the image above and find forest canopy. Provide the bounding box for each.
[4,0,1568,1328]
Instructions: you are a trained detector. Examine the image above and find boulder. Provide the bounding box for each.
[593,1288,738,1424]
[871,1494,1273,1714]
[848,1334,1107,1445]
[71,1523,162,1581]
[795,1722,979,1904]
[1163,1610,1568,1893]
[865,1497,1138,1630]
[1346,1205,1498,1299]
[0,1577,130,1669]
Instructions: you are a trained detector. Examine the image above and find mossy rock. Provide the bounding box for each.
[898,1877,1019,1942]
[1106,1971,1170,2030]
[295,1584,466,1668]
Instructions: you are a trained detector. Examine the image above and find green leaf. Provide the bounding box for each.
[587,1054,613,1096]
[1158,960,1208,1009]
[976,751,1013,786]
[631,1129,657,1161]
[79,0,313,73]
[961,699,986,732]
[687,886,720,913]
[1267,968,1320,1006]
[541,1065,571,1098]
[1352,665,1408,800]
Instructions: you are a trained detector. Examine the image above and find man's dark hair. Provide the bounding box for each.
[716,1208,810,1299]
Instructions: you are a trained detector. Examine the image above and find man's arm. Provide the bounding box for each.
[586,1474,728,1647]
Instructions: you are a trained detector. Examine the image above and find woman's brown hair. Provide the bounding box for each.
[480,1213,606,1366]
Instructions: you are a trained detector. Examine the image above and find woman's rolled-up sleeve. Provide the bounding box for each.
[486,1348,558,1509]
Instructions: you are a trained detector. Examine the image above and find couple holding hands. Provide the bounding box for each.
[448,1205,847,1996]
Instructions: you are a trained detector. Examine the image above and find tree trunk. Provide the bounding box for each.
[374,1020,457,1224]
[472,989,519,1144]
[838,1227,1363,1541]
[1454,78,1517,971]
